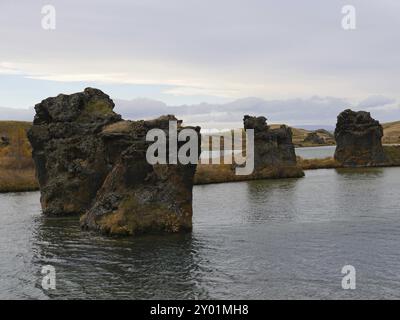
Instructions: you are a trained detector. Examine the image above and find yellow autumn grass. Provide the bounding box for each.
[0,121,39,192]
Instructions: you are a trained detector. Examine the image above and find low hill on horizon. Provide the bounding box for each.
[382,121,400,144]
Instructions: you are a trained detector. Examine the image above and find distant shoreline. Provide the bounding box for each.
[1,120,400,193]
[3,146,400,193]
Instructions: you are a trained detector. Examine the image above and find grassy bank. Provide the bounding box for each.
[296,145,400,171]
[1,121,400,192]
[194,163,304,185]
[194,156,343,185]
[0,168,39,192]
[297,157,341,170]
[383,145,400,165]
[383,121,400,144]
[0,121,39,193]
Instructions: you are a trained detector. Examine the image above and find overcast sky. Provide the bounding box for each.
[1,0,399,128]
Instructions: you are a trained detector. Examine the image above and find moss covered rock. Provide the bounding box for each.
[27,88,121,216]
[28,88,201,237]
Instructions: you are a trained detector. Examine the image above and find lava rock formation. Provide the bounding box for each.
[334,109,387,167]
[28,88,200,236]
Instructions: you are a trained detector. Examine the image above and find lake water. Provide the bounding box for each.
[295,145,335,159]
[1,166,400,299]
[201,146,336,161]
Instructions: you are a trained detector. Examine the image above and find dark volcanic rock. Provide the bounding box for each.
[334,109,387,167]
[0,135,10,147]
[304,132,325,145]
[243,115,298,170]
[27,88,121,215]
[28,88,200,236]
[80,117,200,236]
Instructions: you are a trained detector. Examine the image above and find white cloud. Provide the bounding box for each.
[114,96,351,128]
[0,106,34,121]
[162,86,237,98]
[1,0,400,126]
[358,95,396,109]
[366,104,400,112]
[1,0,400,103]
[3,93,399,129]
[0,62,23,75]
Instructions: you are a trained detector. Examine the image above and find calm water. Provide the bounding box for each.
[295,145,335,159]
[1,167,400,299]
[201,146,336,161]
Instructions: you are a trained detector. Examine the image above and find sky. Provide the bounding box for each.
[1,0,399,129]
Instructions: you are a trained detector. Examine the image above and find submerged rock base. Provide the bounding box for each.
[334,109,388,167]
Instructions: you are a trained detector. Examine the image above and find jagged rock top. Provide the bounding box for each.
[243,115,292,140]
[102,115,180,135]
[243,115,268,132]
[33,87,121,125]
[335,109,383,138]
[27,88,123,216]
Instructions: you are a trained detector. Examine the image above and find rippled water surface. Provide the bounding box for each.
[1,167,400,299]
